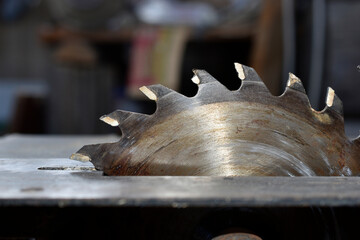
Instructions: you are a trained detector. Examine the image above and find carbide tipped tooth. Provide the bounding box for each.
[286,73,306,93]
[100,110,133,127]
[70,153,91,162]
[238,64,270,94]
[326,87,343,115]
[139,84,173,101]
[100,110,149,136]
[71,144,105,170]
[240,65,262,82]
[234,62,245,80]
[192,69,230,96]
[100,115,119,127]
[71,144,100,161]
[191,74,200,84]
[139,86,157,101]
[192,69,218,84]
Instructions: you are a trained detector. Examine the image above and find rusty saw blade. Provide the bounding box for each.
[71,63,360,176]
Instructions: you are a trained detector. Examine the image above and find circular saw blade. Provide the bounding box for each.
[71,63,360,176]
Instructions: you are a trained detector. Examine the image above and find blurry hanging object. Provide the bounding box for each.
[135,0,218,27]
[11,94,46,134]
[127,27,190,99]
[250,0,283,95]
[47,0,125,30]
[134,0,263,28]
[213,0,262,27]
[48,40,114,134]
[326,1,360,116]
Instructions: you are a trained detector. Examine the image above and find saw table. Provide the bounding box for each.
[1,134,360,239]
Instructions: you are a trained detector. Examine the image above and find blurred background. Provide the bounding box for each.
[0,0,359,137]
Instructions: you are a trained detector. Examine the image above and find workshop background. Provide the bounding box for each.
[0,0,359,136]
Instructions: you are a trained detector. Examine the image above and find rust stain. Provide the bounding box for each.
[236,127,242,134]
[251,119,270,126]
[338,150,346,169]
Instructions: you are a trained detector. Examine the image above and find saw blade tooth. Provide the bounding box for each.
[239,64,262,82]
[71,144,105,170]
[100,110,148,128]
[70,144,100,162]
[286,73,306,93]
[192,69,230,99]
[139,86,157,101]
[100,115,120,127]
[101,111,147,137]
[192,69,230,94]
[192,69,220,84]
[234,62,245,80]
[139,84,173,101]
[325,87,343,115]
[191,74,200,84]
[70,153,91,162]
[100,110,131,127]
[238,64,271,95]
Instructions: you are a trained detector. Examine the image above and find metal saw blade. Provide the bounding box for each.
[71,63,360,176]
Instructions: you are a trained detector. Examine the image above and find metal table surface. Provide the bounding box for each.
[1,134,360,208]
[2,134,360,240]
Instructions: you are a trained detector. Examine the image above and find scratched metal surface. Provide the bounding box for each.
[0,134,119,158]
[1,157,360,207]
